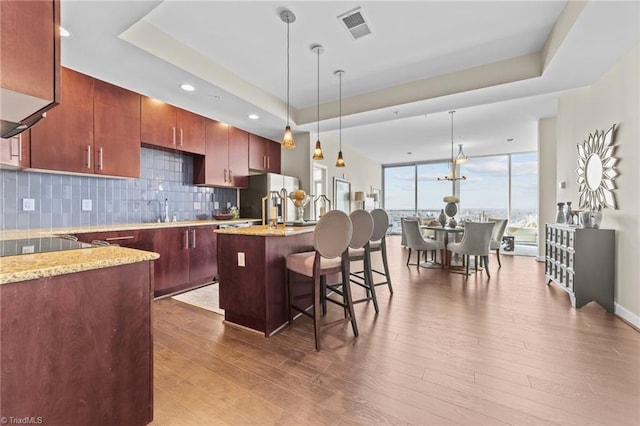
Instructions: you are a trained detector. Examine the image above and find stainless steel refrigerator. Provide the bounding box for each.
[239,173,299,223]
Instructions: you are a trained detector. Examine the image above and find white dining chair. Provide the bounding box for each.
[447,222,495,277]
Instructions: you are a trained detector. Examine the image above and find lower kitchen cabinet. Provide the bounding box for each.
[0,261,154,426]
[76,225,218,297]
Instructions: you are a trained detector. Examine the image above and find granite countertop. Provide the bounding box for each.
[215,224,315,237]
[0,218,261,241]
[0,246,159,285]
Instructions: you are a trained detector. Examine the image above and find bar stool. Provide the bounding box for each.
[368,208,393,294]
[345,209,378,313]
[286,210,357,351]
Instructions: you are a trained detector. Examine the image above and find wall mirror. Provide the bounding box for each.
[576,124,618,210]
[333,177,351,212]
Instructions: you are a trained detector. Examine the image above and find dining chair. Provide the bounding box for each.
[285,210,357,351]
[403,218,444,269]
[488,218,508,267]
[344,209,378,313]
[447,222,494,277]
[368,209,394,294]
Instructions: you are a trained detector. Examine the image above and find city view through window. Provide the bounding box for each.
[383,152,538,244]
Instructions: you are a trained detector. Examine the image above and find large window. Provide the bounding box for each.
[383,152,538,239]
[459,155,508,220]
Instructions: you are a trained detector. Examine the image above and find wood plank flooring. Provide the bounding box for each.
[151,235,640,425]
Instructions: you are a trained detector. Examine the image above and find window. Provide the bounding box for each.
[312,164,328,219]
[459,155,508,220]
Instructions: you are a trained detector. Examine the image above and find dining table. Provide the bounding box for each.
[420,225,465,267]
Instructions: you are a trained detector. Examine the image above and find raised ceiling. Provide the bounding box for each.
[61,1,639,164]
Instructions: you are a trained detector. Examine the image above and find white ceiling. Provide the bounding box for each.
[60,1,639,165]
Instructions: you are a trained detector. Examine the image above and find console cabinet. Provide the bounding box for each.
[544,223,614,312]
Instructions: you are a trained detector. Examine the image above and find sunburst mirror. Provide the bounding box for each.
[576,124,618,210]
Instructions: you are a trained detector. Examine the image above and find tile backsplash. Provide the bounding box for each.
[1,147,237,231]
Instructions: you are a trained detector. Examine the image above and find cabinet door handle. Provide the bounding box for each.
[86,145,92,169]
[98,147,104,170]
[223,169,228,182]
[228,169,233,183]
[263,155,266,169]
[183,230,189,249]
[267,156,270,169]
[191,229,196,248]
[105,236,135,241]
[180,128,184,146]
[172,126,176,146]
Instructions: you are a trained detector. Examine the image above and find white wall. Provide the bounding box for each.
[537,117,557,260]
[556,43,640,324]
[281,131,382,216]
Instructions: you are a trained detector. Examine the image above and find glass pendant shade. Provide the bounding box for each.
[455,144,468,164]
[312,140,324,159]
[336,150,345,167]
[335,69,346,168]
[281,125,295,149]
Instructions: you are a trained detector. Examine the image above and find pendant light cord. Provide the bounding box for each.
[286,17,290,126]
[317,47,320,138]
[339,72,342,151]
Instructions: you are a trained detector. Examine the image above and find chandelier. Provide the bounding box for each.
[438,110,467,181]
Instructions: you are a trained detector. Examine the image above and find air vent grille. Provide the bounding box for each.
[339,8,372,40]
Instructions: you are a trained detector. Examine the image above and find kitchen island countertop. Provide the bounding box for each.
[214,224,315,237]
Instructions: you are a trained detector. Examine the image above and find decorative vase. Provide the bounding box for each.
[566,202,573,224]
[448,217,457,228]
[444,202,458,218]
[556,202,565,223]
[438,209,447,227]
[580,210,602,229]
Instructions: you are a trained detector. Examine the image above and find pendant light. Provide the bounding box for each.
[438,110,467,181]
[311,44,324,160]
[335,70,345,167]
[281,10,296,149]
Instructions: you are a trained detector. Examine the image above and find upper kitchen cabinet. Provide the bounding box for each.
[30,68,141,178]
[248,133,281,173]
[93,79,141,178]
[194,119,248,188]
[140,96,205,155]
[30,67,95,174]
[0,0,60,138]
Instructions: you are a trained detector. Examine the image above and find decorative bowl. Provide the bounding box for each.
[214,213,235,221]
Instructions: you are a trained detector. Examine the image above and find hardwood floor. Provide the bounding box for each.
[151,235,640,425]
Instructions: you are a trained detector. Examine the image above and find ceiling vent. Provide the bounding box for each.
[338,7,371,40]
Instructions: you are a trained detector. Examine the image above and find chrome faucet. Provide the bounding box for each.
[147,199,165,223]
[163,198,170,222]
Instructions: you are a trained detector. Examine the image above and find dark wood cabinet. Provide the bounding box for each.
[0,0,60,137]
[249,133,280,173]
[148,227,190,297]
[217,230,314,336]
[30,67,95,174]
[30,68,141,178]
[141,96,205,155]
[94,79,141,177]
[188,225,218,284]
[75,225,218,298]
[0,261,154,426]
[194,119,248,188]
[75,229,154,252]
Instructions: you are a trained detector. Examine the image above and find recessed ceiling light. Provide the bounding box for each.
[60,26,71,37]
[507,138,515,142]
[406,151,412,155]
[248,114,259,120]
[180,83,195,92]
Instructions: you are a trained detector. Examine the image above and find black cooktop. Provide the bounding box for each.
[0,237,94,258]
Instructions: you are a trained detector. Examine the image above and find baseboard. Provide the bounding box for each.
[615,303,640,331]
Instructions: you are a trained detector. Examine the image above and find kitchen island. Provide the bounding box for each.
[0,245,158,426]
[215,225,315,336]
